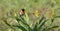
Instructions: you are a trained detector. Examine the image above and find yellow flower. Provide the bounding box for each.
[35,10,39,17]
[14,13,17,16]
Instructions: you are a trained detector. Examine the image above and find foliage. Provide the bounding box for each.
[0,0,60,31]
[3,12,60,31]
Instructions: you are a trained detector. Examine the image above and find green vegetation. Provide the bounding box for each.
[0,0,60,31]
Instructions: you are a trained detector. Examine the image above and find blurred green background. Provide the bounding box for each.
[0,0,60,31]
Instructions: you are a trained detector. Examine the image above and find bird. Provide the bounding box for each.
[19,9,25,16]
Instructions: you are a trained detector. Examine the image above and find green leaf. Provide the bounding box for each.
[16,16,32,31]
[3,18,13,28]
[15,17,21,23]
[12,25,27,31]
[39,16,45,24]
[33,23,38,31]
[4,18,27,31]
[42,28,47,31]
[25,12,30,23]
[50,26,59,28]
[20,16,26,22]
[55,16,60,18]
[38,19,49,31]
[51,18,54,23]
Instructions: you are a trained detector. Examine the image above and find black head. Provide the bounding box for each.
[21,9,25,12]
